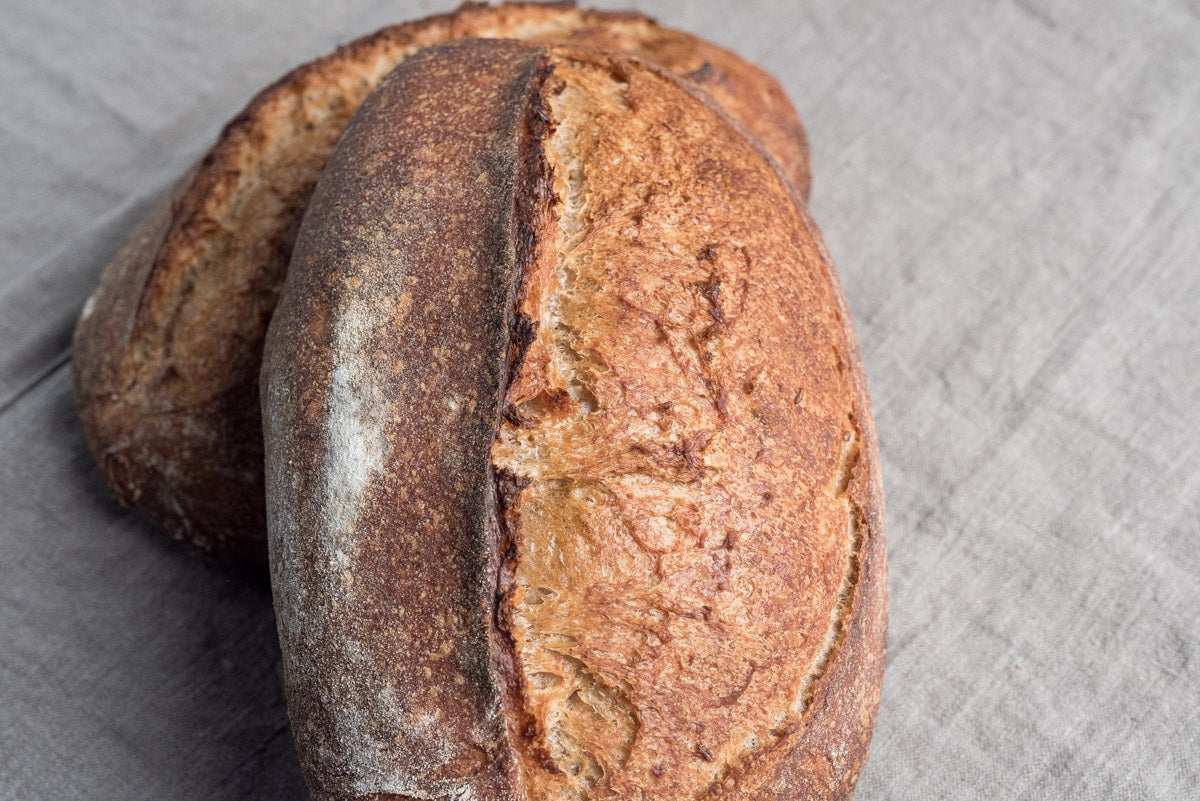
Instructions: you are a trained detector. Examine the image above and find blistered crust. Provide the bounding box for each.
[72,1,810,561]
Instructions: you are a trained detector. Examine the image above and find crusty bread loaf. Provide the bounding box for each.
[72,1,810,562]
[262,38,884,801]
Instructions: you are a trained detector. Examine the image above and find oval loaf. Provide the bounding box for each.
[71,1,810,561]
[262,39,885,801]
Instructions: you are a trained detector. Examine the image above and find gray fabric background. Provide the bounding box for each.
[2,1,1197,798]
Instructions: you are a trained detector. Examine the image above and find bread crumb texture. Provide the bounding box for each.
[491,56,864,801]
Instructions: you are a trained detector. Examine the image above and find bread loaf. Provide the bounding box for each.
[71,2,810,561]
[262,38,884,801]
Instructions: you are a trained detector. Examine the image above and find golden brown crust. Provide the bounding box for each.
[699,204,887,801]
[71,2,810,562]
[494,50,881,801]
[263,39,881,801]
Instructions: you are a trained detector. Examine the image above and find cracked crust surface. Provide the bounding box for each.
[262,39,883,801]
[72,1,810,561]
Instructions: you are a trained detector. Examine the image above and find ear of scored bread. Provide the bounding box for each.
[262,38,884,801]
[71,2,810,562]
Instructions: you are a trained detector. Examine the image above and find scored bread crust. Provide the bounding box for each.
[262,38,883,801]
[72,1,810,562]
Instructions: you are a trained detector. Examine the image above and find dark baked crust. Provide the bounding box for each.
[263,39,883,801]
[72,1,810,562]
[262,40,553,801]
[71,165,270,559]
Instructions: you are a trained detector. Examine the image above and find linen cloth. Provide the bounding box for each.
[2,1,1197,798]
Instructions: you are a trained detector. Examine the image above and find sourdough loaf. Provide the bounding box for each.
[263,38,884,801]
[72,2,810,561]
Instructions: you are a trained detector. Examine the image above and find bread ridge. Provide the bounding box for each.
[263,39,883,801]
[263,39,561,801]
[72,1,811,562]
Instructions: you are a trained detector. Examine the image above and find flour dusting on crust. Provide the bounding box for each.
[324,302,387,562]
